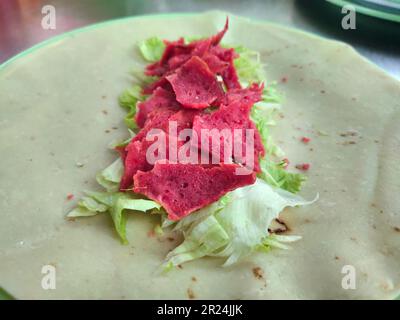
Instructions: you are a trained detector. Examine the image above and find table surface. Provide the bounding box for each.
[0,0,399,79]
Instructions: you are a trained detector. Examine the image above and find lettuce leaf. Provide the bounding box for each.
[95,158,124,193]
[234,46,266,86]
[258,158,306,194]
[118,85,144,130]
[69,190,161,244]
[163,179,316,269]
[139,37,165,62]
[108,129,136,149]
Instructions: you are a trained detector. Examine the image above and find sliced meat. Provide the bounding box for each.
[191,90,265,171]
[166,56,224,109]
[135,87,180,128]
[133,162,256,220]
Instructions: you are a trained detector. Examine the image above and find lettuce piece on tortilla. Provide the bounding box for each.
[95,158,124,193]
[118,85,145,130]
[139,37,165,62]
[258,159,306,194]
[163,179,316,269]
[69,191,161,244]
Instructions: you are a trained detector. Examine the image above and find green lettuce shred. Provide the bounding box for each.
[70,190,161,244]
[96,158,124,192]
[258,159,307,194]
[234,45,266,86]
[118,85,145,130]
[67,157,161,244]
[139,37,165,62]
[162,179,316,269]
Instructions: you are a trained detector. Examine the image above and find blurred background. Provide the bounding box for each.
[0,0,399,78]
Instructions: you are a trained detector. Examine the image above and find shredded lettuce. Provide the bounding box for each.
[108,129,136,149]
[258,158,306,194]
[234,46,266,86]
[68,157,161,244]
[118,85,144,130]
[96,158,124,192]
[69,190,161,244]
[163,179,316,269]
[251,101,283,157]
[139,37,165,62]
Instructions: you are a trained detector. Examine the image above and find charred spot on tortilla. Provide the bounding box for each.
[187,288,195,299]
[268,218,290,234]
[252,267,264,280]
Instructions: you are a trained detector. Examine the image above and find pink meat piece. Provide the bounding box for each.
[166,56,224,109]
[133,162,256,220]
[210,46,241,89]
[191,89,265,171]
[120,107,199,190]
[135,87,180,128]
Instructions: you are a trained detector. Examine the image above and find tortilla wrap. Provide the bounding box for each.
[0,11,399,299]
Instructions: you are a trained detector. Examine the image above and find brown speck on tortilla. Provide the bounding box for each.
[191,276,197,282]
[351,97,357,101]
[102,110,108,115]
[66,217,76,222]
[374,140,379,143]
[320,90,326,94]
[102,95,107,99]
[105,129,111,133]
[380,210,384,214]
[167,237,175,242]
[84,180,89,184]
[334,256,340,260]
[112,126,118,130]
[252,267,264,280]
[339,140,356,145]
[393,227,400,232]
[281,76,288,83]
[187,288,195,299]
[340,130,358,137]
[350,237,357,242]
[177,264,183,269]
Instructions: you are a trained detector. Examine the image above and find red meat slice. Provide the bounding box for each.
[166,56,224,109]
[120,107,199,190]
[210,46,241,89]
[191,89,265,172]
[226,83,263,105]
[135,87,180,128]
[133,162,256,220]
[144,17,238,94]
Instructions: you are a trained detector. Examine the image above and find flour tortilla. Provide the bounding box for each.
[0,11,399,299]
